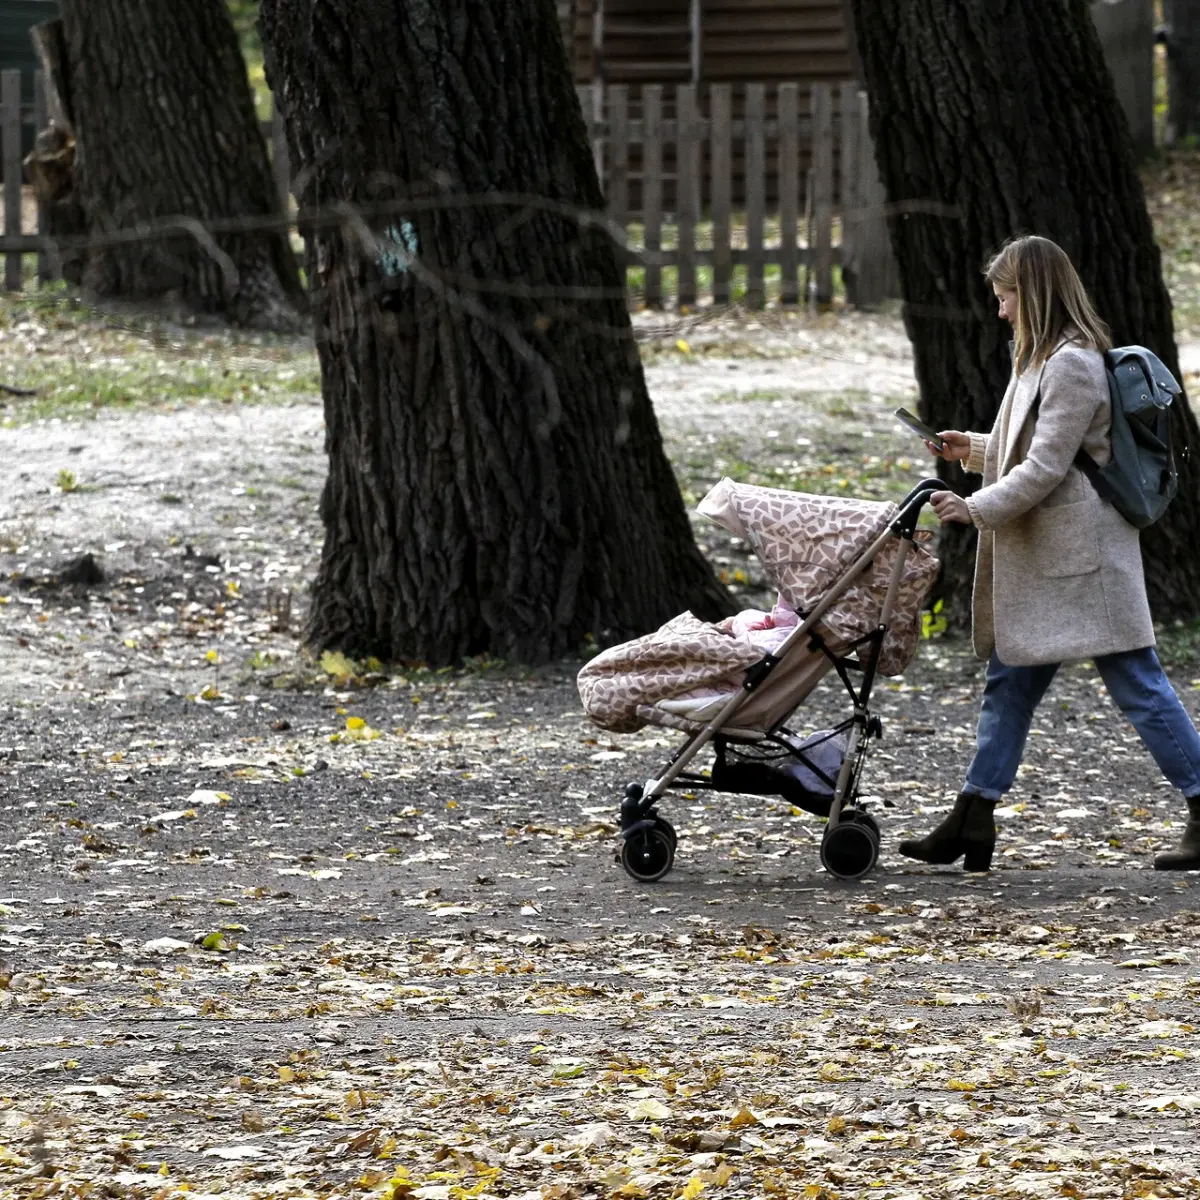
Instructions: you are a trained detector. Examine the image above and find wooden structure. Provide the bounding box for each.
[565,0,898,307]
[570,0,853,86]
[571,0,857,201]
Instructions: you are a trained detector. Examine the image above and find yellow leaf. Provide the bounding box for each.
[729,1107,758,1129]
[320,649,357,678]
[675,338,691,354]
[629,1098,671,1120]
[682,1176,707,1199]
[344,717,380,742]
[946,1078,976,1092]
[278,1065,295,1082]
[380,1165,416,1200]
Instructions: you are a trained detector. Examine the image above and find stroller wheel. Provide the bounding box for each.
[621,824,675,883]
[844,809,881,843]
[654,815,678,852]
[821,820,879,880]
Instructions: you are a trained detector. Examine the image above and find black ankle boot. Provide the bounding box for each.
[1154,795,1200,870]
[899,792,996,872]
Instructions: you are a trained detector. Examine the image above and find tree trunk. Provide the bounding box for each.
[1166,0,1200,143]
[258,0,731,665]
[27,20,84,285]
[53,0,304,330]
[847,0,1199,625]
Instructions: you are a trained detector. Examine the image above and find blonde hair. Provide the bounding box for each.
[984,236,1111,374]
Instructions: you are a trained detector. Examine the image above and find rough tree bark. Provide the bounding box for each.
[258,0,731,664]
[1166,0,1200,143]
[847,0,1199,624]
[49,0,303,329]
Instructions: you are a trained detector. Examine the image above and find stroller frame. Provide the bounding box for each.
[619,478,943,882]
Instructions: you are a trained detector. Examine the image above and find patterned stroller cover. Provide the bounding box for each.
[578,478,939,734]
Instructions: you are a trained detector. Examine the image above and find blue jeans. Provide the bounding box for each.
[963,648,1200,802]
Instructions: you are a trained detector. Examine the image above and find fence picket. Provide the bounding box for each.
[2,70,21,292]
[839,82,860,306]
[642,84,663,308]
[676,84,698,310]
[811,82,834,307]
[744,83,765,307]
[777,83,799,306]
[607,84,629,226]
[33,70,49,283]
[710,83,732,306]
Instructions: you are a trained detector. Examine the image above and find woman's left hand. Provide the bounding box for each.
[930,490,972,525]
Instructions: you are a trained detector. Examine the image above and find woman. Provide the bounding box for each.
[901,235,1200,872]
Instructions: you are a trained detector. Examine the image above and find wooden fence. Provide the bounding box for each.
[578,79,896,307]
[0,69,897,309]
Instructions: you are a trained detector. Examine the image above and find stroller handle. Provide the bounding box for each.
[897,477,945,509]
[893,478,946,534]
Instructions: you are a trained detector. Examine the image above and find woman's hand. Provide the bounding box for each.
[926,430,971,462]
[930,490,972,525]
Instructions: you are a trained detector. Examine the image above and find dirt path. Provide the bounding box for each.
[0,315,1198,1197]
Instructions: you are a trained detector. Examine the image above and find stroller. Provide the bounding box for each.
[578,477,943,882]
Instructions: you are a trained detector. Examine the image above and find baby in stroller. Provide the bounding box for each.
[578,476,941,881]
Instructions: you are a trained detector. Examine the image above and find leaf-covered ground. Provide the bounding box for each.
[1,645,1200,1200]
[2,301,1200,1198]
[3,150,1200,1195]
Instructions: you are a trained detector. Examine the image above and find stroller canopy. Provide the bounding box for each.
[697,478,938,675]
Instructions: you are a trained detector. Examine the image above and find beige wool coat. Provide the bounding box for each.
[962,339,1154,666]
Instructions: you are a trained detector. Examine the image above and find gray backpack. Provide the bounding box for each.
[1036,346,1182,529]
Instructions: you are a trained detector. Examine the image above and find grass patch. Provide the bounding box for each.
[0,286,320,425]
[669,408,929,509]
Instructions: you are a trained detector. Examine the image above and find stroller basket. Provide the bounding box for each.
[579,477,944,882]
[710,729,846,819]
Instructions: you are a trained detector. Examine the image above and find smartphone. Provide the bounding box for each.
[893,407,945,451]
